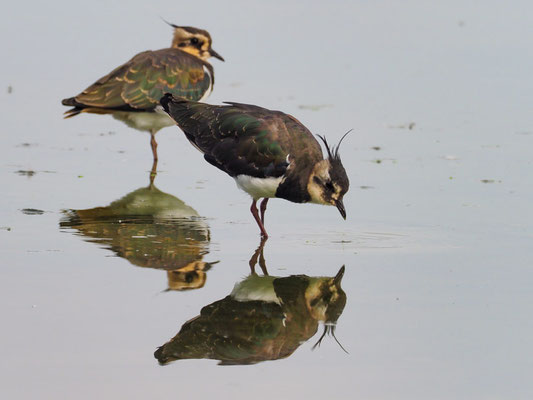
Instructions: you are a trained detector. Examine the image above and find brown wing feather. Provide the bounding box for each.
[62,49,213,114]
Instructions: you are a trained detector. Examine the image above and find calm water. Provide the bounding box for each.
[1,1,532,399]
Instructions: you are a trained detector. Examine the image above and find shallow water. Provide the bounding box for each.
[1,1,533,399]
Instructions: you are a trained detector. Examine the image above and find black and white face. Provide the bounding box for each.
[307,159,349,219]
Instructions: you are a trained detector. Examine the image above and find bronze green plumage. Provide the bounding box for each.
[154,265,347,365]
[160,94,351,238]
[62,23,224,164]
[60,180,214,291]
[63,49,214,113]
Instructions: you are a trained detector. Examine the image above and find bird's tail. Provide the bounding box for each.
[61,97,116,119]
[61,97,83,118]
[159,93,192,114]
[159,93,205,126]
[63,108,82,118]
[61,97,77,107]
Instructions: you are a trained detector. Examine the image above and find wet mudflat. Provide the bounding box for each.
[1,1,532,399]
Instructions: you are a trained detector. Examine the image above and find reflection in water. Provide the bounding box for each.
[60,177,213,291]
[155,242,346,365]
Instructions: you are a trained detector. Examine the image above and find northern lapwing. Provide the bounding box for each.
[160,94,350,238]
[154,266,346,365]
[62,22,224,164]
[60,178,214,291]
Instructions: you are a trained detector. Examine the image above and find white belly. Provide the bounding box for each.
[234,175,283,200]
[112,110,175,133]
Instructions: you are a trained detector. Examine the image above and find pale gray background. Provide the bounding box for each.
[1,1,532,399]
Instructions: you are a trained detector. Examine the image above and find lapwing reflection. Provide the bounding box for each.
[60,174,214,290]
[155,241,347,365]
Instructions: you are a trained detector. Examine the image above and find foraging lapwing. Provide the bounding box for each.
[160,94,350,238]
[154,266,346,365]
[62,22,224,163]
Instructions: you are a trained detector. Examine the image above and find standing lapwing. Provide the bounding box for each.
[160,94,350,238]
[62,22,224,166]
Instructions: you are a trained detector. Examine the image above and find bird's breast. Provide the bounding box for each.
[198,65,213,102]
[112,111,175,132]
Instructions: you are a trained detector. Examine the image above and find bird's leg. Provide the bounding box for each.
[250,199,269,238]
[150,130,158,162]
[248,236,268,275]
[149,158,157,187]
[257,238,268,275]
[259,198,269,225]
[149,130,158,185]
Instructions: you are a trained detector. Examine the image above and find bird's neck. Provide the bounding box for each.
[275,162,321,203]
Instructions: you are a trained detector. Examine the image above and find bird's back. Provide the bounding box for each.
[62,48,213,117]
[160,95,323,181]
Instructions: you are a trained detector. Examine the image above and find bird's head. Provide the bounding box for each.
[305,266,347,322]
[167,22,224,62]
[165,261,214,291]
[306,266,348,352]
[307,132,350,219]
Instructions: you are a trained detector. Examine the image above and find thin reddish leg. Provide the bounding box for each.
[248,237,268,275]
[250,199,269,238]
[259,198,269,225]
[149,158,158,187]
[150,131,158,162]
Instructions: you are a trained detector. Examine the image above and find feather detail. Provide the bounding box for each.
[62,49,214,116]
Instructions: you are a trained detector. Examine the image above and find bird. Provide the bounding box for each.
[59,173,214,291]
[154,265,346,365]
[61,22,224,165]
[159,94,350,238]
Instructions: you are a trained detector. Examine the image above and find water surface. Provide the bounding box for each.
[1,1,532,399]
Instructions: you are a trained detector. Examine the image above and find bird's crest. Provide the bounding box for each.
[311,323,349,354]
[317,129,352,162]
[311,265,348,353]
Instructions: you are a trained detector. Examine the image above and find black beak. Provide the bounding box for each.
[209,48,224,61]
[335,199,346,220]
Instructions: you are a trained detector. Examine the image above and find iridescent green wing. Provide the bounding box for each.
[162,99,306,178]
[74,49,213,111]
[154,297,286,365]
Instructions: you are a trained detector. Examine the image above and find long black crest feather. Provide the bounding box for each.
[160,18,208,37]
[317,129,353,161]
[160,17,179,29]
[311,324,349,354]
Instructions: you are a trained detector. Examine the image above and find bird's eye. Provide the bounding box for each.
[190,37,199,45]
[325,181,334,191]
